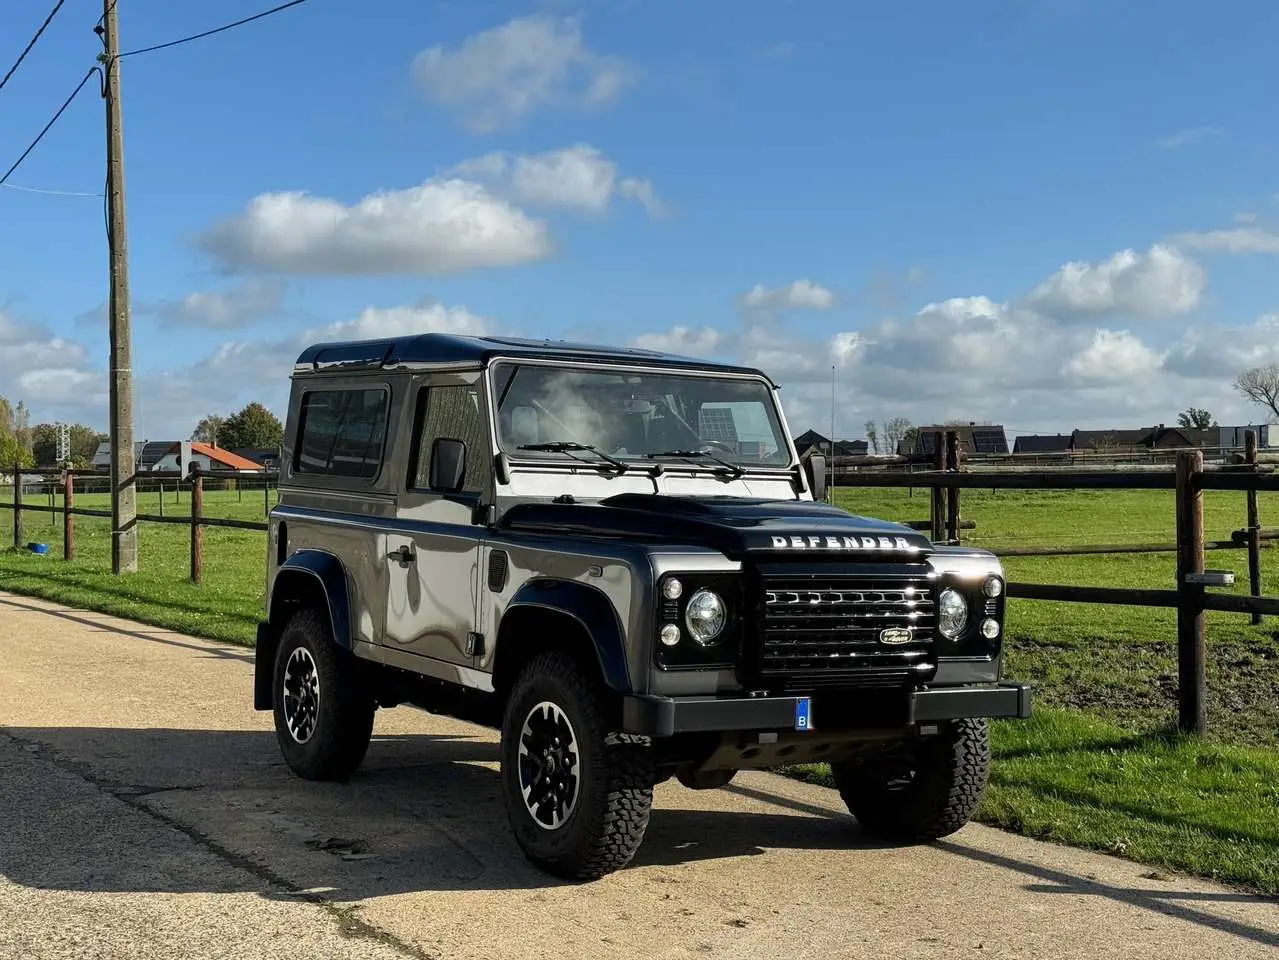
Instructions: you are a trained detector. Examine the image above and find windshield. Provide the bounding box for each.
[491,362,792,467]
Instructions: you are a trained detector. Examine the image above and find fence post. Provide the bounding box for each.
[1245,430,1262,626]
[1175,449,1206,735]
[63,470,75,561]
[13,462,22,549]
[931,432,945,542]
[945,430,961,543]
[190,467,204,585]
[265,476,271,517]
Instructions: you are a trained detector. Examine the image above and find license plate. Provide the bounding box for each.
[794,697,814,732]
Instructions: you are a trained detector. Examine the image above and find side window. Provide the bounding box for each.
[412,384,490,493]
[294,388,389,480]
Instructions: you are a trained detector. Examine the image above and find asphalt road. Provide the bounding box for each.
[1,591,1275,960]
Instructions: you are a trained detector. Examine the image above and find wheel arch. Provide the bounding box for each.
[491,579,632,702]
[254,550,352,711]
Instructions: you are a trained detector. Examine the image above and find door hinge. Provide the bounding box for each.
[465,632,486,657]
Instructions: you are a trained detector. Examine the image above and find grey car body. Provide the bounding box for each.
[253,333,1030,878]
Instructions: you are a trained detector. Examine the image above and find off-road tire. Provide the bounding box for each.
[500,650,655,880]
[832,718,990,841]
[272,608,376,782]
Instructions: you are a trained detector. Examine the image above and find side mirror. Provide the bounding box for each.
[804,453,827,502]
[429,438,467,493]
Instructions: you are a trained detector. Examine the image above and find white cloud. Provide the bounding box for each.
[197,180,551,276]
[1155,126,1224,149]
[308,301,492,342]
[147,280,284,329]
[1172,226,1279,254]
[741,279,836,312]
[632,325,723,356]
[1064,330,1163,382]
[1027,244,1204,318]
[412,15,635,132]
[0,309,103,419]
[449,144,665,217]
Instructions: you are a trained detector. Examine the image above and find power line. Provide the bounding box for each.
[0,0,67,95]
[0,67,98,186]
[118,0,311,58]
[0,181,100,198]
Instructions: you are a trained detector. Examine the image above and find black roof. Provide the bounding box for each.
[1013,434,1071,454]
[294,334,773,383]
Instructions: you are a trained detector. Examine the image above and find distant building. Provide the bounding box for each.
[1012,434,1071,455]
[904,424,1009,457]
[93,441,265,474]
[228,447,281,471]
[793,429,868,458]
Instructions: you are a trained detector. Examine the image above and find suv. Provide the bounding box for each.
[253,334,1030,879]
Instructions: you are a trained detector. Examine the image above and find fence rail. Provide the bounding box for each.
[6,431,1278,736]
[4,464,273,583]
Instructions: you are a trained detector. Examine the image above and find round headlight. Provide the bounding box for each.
[684,588,727,645]
[938,588,969,639]
[662,578,684,601]
[984,576,1003,598]
[980,618,1000,640]
[659,623,681,647]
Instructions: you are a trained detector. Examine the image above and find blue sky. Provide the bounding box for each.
[3,0,1279,443]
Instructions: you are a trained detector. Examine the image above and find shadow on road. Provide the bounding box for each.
[0,725,891,900]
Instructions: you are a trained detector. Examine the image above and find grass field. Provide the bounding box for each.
[1,482,1276,895]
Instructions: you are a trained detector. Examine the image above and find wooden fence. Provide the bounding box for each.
[6,434,1279,736]
[838,429,1278,734]
[4,465,274,585]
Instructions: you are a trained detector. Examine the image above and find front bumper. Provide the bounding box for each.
[621,682,1031,737]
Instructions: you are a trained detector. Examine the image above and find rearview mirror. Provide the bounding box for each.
[804,453,827,502]
[429,438,467,493]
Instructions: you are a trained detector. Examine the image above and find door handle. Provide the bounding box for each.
[388,544,416,564]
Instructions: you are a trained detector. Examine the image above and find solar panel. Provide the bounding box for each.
[699,407,739,445]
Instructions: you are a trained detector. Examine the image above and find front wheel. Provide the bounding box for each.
[500,651,655,880]
[832,718,990,841]
[272,608,376,782]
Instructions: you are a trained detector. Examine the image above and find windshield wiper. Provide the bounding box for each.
[518,441,630,474]
[646,449,746,477]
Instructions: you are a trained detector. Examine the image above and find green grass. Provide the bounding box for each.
[1,484,1277,893]
[790,708,1279,896]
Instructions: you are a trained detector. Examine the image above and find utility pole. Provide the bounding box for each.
[99,1,137,573]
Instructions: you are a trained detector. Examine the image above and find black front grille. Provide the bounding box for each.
[752,565,937,690]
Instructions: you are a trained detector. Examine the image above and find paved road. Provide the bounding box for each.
[0,592,1275,960]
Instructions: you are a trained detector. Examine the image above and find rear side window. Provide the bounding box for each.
[294,388,389,480]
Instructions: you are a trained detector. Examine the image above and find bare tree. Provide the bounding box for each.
[191,415,226,446]
[864,420,879,454]
[883,416,913,455]
[1235,364,1279,421]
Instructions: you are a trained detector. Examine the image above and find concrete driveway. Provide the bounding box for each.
[0,591,1274,959]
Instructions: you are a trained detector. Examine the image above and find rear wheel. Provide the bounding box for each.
[500,651,655,879]
[832,718,990,841]
[272,608,376,782]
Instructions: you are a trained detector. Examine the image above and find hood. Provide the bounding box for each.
[496,493,933,558]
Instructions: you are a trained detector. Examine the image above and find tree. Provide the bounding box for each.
[1177,407,1215,430]
[192,414,226,446]
[1235,364,1279,421]
[864,420,879,455]
[30,424,57,466]
[30,423,105,467]
[219,401,284,450]
[883,416,913,455]
[70,425,106,465]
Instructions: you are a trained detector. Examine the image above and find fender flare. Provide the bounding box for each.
[254,550,352,710]
[500,579,631,693]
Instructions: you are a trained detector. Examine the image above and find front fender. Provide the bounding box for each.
[504,579,631,693]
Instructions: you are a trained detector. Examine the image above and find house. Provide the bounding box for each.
[93,441,266,474]
[793,430,868,458]
[228,447,280,471]
[1012,433,1071,455]
[904,424,1009,457]
[151,442,265,474]
[1068,428,1152,454]
[1215,425,1273,449]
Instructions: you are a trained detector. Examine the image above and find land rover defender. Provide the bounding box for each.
[253,333,1030,879]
